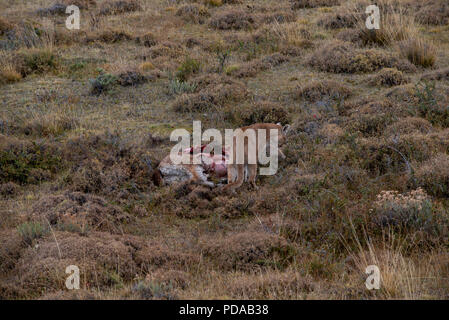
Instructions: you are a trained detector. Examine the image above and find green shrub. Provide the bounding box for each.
[17,221,48,245]
[89,73,118,95]
[168,79,197,95]
[0,140,62,185]
[176,57,200,82]
[16,50,60,76]
[415,81,449,127]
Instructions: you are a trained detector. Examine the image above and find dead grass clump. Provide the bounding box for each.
[290,0,340,9]
[0,182,20,198]
[87,29,133,43]
[295,80,352,102]
[263,21,313,49]
[371,68,409,87]
[200,231,295,271]
[359,131,449,174]
[31,191,132,234]
[415,153,449,197]
[227,53,289,78]
[209,10,256,30]
[134,243,200,272]
[135,32,157,47]
[145,269,191,290]
[342,0,419,47]
[318,123,345,144]
[260,11,297,24]
[62,0,97,9]
[221,0,242,3]
[147,41,185,59]
[398,38,437,68]
[117,70,147,86]
[13,49,60,77]
[0,21,53,49]
[318,12,359,29]
[38,290,98,300]
[421,68,449,81]
[173,75,248,112]
[384,117,434,138]
[21,114,78,137]
[36,3,67,16]
[385,83,419,104]
[335,28,364,45]
[415,0,449,26]
[227,271,314,299]
[0,229,26,274]
[211,196,255,218]
[307,40,416,73]
[229,101,290,126]
[345,111,394,138]
[99,0,142,16]
[0,17,13,35]
[176,4,210,24]
[63,132,159,197]
[15,232,140,296]
[0,65,22,84]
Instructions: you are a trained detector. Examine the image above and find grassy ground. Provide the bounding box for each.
[0,0,448,299]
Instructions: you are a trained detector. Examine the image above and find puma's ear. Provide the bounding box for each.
[282,124,291,135]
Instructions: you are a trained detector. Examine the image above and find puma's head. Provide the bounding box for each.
[276,122,291,146]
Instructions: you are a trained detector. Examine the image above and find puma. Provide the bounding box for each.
[154,144,228,187]
[223,122,290,193]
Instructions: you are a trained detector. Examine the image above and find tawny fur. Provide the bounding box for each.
[223,123,289,193]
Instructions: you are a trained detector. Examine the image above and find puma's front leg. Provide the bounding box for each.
[247,164,258,190]
[223,164,244,193]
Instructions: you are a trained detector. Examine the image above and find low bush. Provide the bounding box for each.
[229,101,290,126]
[415,153,449,197]
[176,57,201,82]
[370,68,409,87]
[295,80,352,102]
[176,4,210,24]
[307,41,416,74]
[290,0,340,9]
[99,0,142,16]
[209,10,256,30]
[89,73,118,95]
[372,188,438,234]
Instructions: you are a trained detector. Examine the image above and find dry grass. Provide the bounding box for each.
[295,80,352,102]
[176,4,210,24]
[307,40,416,73]
[290,0,340,10]
[209,9,256,30]
[398,38,437,68]
[415,153,449,197]
[370,68,409,87]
